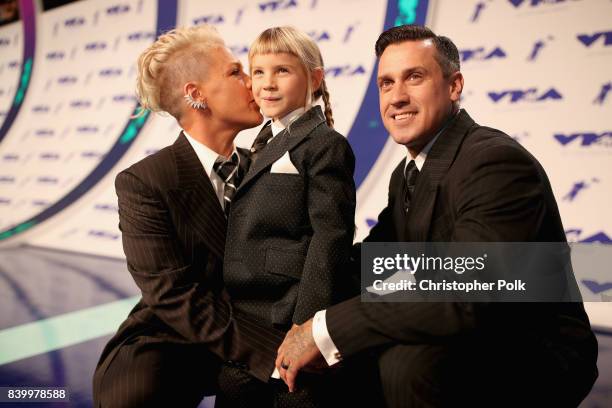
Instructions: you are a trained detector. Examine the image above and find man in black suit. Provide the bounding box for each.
[275,25,599,407]
[93,27,286,407]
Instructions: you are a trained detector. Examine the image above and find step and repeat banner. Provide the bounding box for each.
[0,0,610,325]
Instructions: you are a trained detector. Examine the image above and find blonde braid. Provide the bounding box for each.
[318,79,334,128]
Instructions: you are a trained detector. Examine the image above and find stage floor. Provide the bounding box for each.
[0,246,609,407]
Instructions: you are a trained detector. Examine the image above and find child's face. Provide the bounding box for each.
[250,53,309,120]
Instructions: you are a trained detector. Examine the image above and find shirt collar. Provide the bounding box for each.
[183,130,238,178]
[270,107,306,137]
[405,111,458,171]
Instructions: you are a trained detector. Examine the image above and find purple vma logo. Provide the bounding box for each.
[554,131,612,147]
[325,65,366,78]
[508,0,581,8]
[460,46,506,62]
[259,0,299,12]
[566,229,612,244]
[64,17,85,27]
[193,14,224,25]
[85,42,107,51]
[88,229,119,240]
[577,30,612,48]
[563,178,599,202]
[46,51,65,60]
[127,31,155,41]
[106,4,130,15]
[488,88,562,103]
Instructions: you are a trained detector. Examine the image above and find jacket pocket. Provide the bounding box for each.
[265,246,306,327]
[264,246,306,280]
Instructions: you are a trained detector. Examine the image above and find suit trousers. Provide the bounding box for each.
[216,356,382,408]
[376,342,597,408]
[95,340,221,408]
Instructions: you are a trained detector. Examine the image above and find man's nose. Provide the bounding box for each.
[389,84,409,107]
[245,73,252,89]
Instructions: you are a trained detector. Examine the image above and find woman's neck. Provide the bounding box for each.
[180,114,236,157]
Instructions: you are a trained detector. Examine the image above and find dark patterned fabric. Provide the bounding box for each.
[213,152,241,217]
[326,110,598,407]
[249,121,273,164]
[220,106,360,406]
[92,133,285,407]
[216,360,381,408]
[224,106,357,329]
[403,159,419,213]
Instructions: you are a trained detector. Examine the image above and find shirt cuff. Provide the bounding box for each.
[271,367,280,379]
[312,310,342,366]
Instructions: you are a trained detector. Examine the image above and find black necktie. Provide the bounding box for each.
[404,160,419,213]
[213,152,241,217]
[250,122,273,164]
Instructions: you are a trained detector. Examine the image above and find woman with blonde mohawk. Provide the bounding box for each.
[218,26,378,408]
[92,25,287,407]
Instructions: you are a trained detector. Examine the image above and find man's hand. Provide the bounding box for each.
[275,319,327,391]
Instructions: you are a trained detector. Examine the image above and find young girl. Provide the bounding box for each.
[219,26,362,407]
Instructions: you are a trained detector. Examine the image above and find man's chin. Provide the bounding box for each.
[389,132,418,146]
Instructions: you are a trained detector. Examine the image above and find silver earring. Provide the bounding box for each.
[184,94,207,110]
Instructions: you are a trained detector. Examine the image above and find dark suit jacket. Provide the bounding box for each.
[224,106,356,329]
[93,133,285,395]
[326,110,598,393]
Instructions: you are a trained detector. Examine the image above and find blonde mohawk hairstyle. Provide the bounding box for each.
[135,25,224,119]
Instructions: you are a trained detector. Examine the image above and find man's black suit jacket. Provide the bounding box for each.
[326,110,598,398]
[93,133,285,399]
[224,106,356,329]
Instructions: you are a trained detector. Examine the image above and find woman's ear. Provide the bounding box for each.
[184,82,201,100]
[183,82,207,110]
[311,67,324,93]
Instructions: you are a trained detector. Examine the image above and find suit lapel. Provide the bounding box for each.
[407,110,476,241]
[238,106,326,192]
[168,132,227,259]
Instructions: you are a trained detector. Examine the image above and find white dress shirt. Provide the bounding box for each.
[269,106,307,138]
[183,130,238,211]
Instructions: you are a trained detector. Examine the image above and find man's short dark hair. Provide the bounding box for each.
[375,25,460,78]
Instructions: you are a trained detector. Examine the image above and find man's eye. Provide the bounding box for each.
[409,73,422,81]
[379,80,392,89]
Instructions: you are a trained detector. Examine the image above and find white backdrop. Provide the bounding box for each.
[0,0,610,326]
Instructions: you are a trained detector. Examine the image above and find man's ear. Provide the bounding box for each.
[311,68,324,93]
[449,71,464,103]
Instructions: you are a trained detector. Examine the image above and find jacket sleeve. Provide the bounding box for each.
[326,143,549,357]
[115,169,284,382]
[291,133,357,324]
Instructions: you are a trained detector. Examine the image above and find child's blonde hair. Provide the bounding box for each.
[135,25,224,119]
[248,26,334,128]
